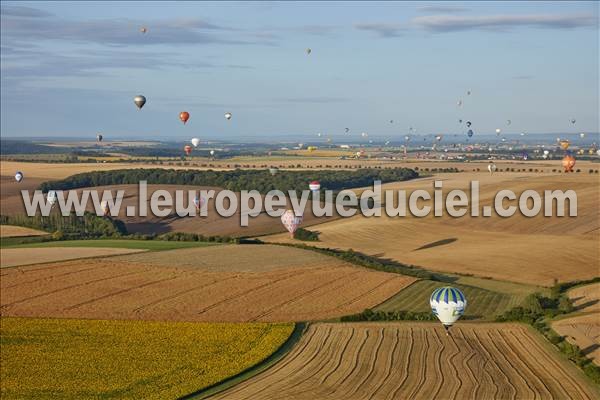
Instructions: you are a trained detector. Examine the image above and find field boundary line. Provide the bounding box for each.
[0,249,147,270]
[179,322,307,400]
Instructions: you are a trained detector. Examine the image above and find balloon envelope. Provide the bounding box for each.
[562,155,576,172]
[559,140,570,150]
[179,111,190,124]
[191,138,200,147]
[96,134,103,142]
[15,171,23,182]
[281,210,303,236]
[184,145,192,155]
[430,286,467,328]
[309,181,320,191]
[134,95,146,109]
[47,190,58,206]
[225,112,232,120]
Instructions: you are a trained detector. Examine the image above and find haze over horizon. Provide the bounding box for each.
[1,1,598,139]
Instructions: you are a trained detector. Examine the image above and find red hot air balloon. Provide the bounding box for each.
[184,145,193,156]
[179,111,190,124]
[562,154,576,172]
[308,181,321,192]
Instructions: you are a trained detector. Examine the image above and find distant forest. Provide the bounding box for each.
[39,168,419,194]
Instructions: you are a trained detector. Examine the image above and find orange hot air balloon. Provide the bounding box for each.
[184,145,193,156]
[562,154,576,172]
[559,140,570,150]
[179,111,190,124]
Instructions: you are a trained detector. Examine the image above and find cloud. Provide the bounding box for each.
[0,5,53,18]
[412,13,598,32]
[417,5,469,14]
[354,23,406,37]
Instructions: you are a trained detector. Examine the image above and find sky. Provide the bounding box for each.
[1,1,598,140]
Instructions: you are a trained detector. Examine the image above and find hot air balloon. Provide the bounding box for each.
[191,138,200,147]
[225,112,232,120]
[580,133,585,139]
[467,130,474,138]
[356,151,362,158]
[488,163,497,174]
[570,118,576,124]
[193,195,204,212]
[140,27,147,34]
[15,171,23,183]
[134,95,146,110]
[522,152,529,160]
[281,210,302,238]
[495,128,501,135]
[466,121,472,128]
[269,167,279,176]
[361,132,368,138]
[307,146,317,152]
[308,181,320,192]
[184,145,192,156]
[430,286,467,333]
[501,137,507,143]
[562,154,576,172]
[96,134,103,142]
[435,135,443,142]
[458,119,463,124]
[306,48,311,55]
[210,150,215,156]
[404,135,410,142]
[345,128,350,133]
[100,200,110,217]
[559,140,570,150]
[506,120,511,125]
[466,90,471,96]
[317,132,322,137]
[47,190,58,207]
[179,111,190,124]
[520,132,526,136]
[457,100,462,107]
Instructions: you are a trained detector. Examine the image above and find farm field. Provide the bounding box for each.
[2,239,219,251]
[266,171,600,286]
[212,322,599,400]
[0,247,145,268]
[569,283,600,313]
[0,245,414,322]
[553,314,600,366]
[0,317,293,400]
[0,225,47,238]
[374,278,544,320]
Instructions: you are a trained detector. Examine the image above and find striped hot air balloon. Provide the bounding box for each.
[430,286,467,333]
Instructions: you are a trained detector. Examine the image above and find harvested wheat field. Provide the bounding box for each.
[0,247,146,268]
[266,172,600,286]
[212,322,599,400]
[553,314,600,366]
[0,225,47,238]
[0,245,414,322]
[569,283,600,313]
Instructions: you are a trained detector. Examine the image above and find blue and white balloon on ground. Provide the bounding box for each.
[430,286,467,332]
[15,171,23,183]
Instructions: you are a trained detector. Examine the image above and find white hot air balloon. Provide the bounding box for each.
[193,195,204,214]
[224,112,232,120]
[488,163,497,174]
[191,138,200,147]
[281,210,303,238]
[495,128,502,135]
[210,150,215,156]
[47,190,59,207]
[100,200,110,217]
[308,180,320,192]
[430,286,467,334]
[269,167,279,176]
[15,171,23,183]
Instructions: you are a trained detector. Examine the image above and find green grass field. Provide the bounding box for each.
[1,318,293,400]
[1,239,219,251]
[375,277,547,320]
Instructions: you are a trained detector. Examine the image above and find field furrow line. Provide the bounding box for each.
[1,269,147,309]
[344,328,385,398]
[496,329,552,398]
[387,326,415,400]
[243,325,334,400]
[471,328,513,399]
[435,328,462,399]
[479,330,523,400]
[324,328,368,396]
[366,327,399,399]
[131,277,234,312]
[319,327,356,386]
[453,329,477,399]
[195,271,301,316]
[513,329,594,399]
[246,271,362,321]
[330,329,370,394]
[63,276,179,311]
[1,263,117,289]
[218,325,320,399]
